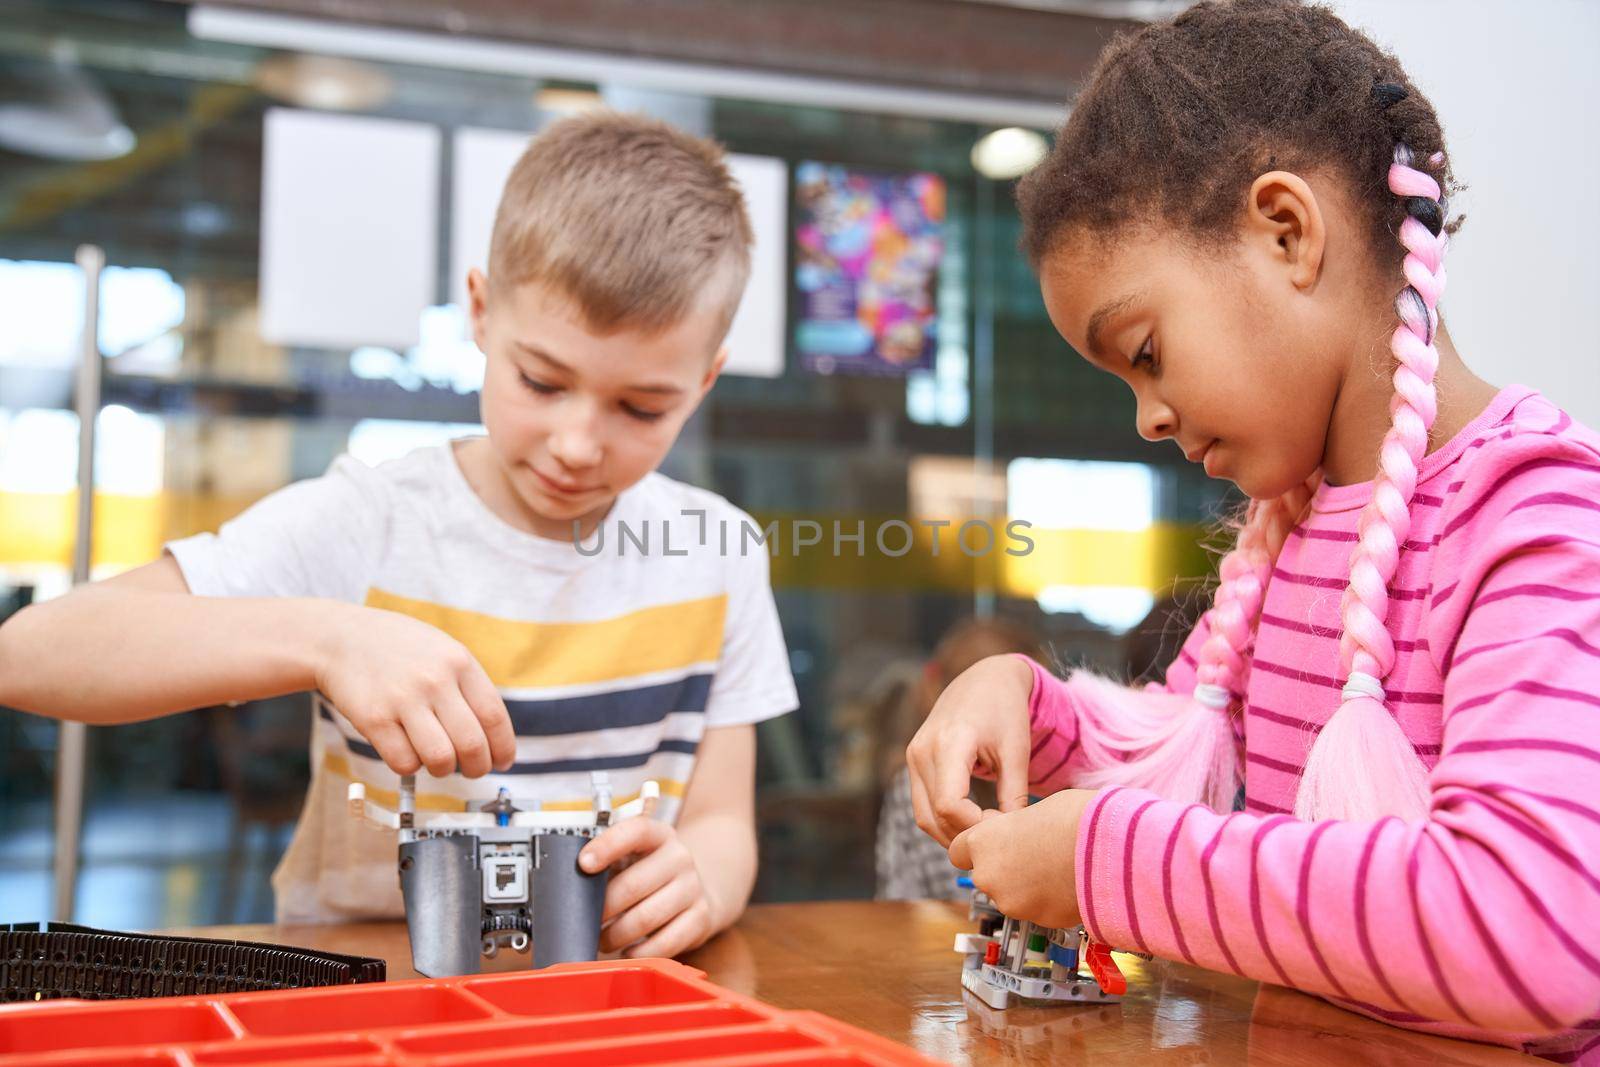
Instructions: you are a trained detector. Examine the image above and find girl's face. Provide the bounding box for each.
[1036,180,1364,500]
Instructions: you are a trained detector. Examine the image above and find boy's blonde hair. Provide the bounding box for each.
[487,111,753,346]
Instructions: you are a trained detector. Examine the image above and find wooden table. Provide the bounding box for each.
[181,901,1536,1065]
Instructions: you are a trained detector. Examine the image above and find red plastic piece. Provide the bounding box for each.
[1083,941,1126,997]
[0,958,938,1066]
[983,941,1000,966]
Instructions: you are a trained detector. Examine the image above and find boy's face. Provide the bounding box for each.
[467,270,727,539]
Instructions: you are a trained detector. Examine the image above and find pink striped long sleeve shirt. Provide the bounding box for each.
[1025,386,1600,1063]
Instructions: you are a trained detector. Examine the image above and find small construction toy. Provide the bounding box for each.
[952,877,1132,1010]
[348,771,657,978]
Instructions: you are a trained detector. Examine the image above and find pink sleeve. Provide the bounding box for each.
[1022,613,1212,793]
[1074,434,1600,1048]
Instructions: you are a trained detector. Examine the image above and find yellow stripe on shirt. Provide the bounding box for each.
[363,588,727,689]
[322,749,687,812]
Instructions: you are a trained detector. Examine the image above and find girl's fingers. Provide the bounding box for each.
[932,743,985,844]
[432,689,493,778]
[948,825,976,871]
[908,764,943,846]
[624,899,712,960]
[601,871,698,953]
[993,727,1033,812]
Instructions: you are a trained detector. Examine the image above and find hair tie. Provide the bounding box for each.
[1404,196,1444,236]
[1192,683,1231,710]
[1341,671,1386,704]
[1373,82,1409,109]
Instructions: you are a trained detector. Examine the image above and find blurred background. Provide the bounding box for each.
[1,0,1594,929]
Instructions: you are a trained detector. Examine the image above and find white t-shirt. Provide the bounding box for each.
[167,441,798,922]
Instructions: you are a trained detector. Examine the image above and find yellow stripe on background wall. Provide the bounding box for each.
[364,588,728,689]
[0,488,1215,597]
[0,489,263,569]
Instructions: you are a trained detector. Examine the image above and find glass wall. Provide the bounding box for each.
[0,0,1235,924]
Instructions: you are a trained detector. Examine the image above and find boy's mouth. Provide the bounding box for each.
[532,467,600,497]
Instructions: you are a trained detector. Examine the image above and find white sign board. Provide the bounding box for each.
[260,108,439,351]
[723,153,789,379]
[449,126,534,313]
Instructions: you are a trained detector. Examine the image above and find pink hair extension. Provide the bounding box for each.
[1066,482,1318,811]
[1075,495,1289,811]
[1293,136,1446,823]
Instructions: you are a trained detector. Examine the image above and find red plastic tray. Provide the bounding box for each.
[0,957,939,1066]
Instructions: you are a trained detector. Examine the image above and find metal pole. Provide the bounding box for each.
[972,175,997,619]
[52,244,104,922]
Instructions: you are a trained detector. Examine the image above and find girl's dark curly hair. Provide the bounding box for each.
[1017,0,1459,268]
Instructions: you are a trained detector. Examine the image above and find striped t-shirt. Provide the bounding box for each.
[169,441,797,922]
[1023,386,1600,1063]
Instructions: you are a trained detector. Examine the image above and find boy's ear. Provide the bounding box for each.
[699,345,729,395]
[1245,171,1326,293]
[466,268,491,351]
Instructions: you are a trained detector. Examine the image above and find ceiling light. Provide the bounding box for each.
[535,87,605,115]
[971,126,1049,180]
[253,53,393,111]
[0,59,135,161]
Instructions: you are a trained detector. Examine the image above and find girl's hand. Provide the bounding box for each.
[948,789,1100,929]
[313,604,516,778]
[580,817,717,959]
[906,653,1036,846]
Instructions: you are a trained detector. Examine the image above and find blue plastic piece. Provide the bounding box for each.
[1049,943,1079,969]
[956,876,975,889]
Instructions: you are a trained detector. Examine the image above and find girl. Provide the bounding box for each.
[906,1,1600,1062]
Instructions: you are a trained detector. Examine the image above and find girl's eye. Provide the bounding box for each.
[622,403,666,423]
[1131,337,1156,371]
[519,373,559,395]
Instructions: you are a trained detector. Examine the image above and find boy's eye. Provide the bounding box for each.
[519,373,559,395]
[622,403,666,423]
[1131,337,1156,371]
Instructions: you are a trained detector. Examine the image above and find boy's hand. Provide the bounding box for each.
[314,605,516,778]
[579,817,716,959]
[948,789,1099,930]
[906,653,1036,847]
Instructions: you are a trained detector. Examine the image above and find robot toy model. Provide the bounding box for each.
[348,771,657,977]
[952,879,1135,1010]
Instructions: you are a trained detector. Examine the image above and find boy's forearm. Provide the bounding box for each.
[0,589,347,724]
[678,810,759,933]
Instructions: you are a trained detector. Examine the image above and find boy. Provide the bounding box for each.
[0,113,798,959]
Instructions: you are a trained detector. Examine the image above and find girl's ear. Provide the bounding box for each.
[1245,171,1327,292]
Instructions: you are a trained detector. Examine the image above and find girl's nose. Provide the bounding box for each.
[1135,393,1177,442]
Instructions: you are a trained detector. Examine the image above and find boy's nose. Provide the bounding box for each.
[549,404,603,469]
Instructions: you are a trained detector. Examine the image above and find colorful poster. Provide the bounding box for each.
[794,162,945,377]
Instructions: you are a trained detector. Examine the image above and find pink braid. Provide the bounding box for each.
[1064,477,1316,810]
[1197,503,1274,695]
[1294,140,1445,823]
[1075,488,1306,812]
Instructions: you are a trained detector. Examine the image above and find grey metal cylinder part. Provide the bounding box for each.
[400,835,483,977]
[531,833,609,968]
